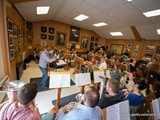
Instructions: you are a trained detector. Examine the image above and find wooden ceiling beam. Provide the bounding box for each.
[131,26,142,42]
[8,0,38,4]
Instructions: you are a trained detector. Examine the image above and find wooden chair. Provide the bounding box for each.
[102,108,107,120]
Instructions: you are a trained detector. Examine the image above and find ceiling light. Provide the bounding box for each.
[37,6,50,15]
[110,32,123,36]
[93,22,108,27]
[143,9,160,17]
[127,0,133,2]
[157,29,160,35]
[74,14,89,21]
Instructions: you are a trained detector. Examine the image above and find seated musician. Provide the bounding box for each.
[98,78,124,109]
[58,48,64,60]
[0,83,41,120]
[125,77,146,106]
[103,53,108,60]
[110,64,121,81]
[42,86,102,120]
[99,57,107,70]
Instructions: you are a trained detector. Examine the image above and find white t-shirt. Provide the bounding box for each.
[99,62,107,70]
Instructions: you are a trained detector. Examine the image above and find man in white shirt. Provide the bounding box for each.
[99,57,107,70]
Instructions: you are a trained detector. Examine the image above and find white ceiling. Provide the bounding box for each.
[14,0,160,40]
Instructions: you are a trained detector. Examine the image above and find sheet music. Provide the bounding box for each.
[49,72,70,88]
[152,98,160,120]
[94,70,104,83]
[56,60,66,66]
[75,73,91,86]
[107,100,130,120]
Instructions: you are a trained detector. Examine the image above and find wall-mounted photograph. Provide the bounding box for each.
[41,40,47,46]
[27,31,33,38]
[8,33,14,47]
[81,36,89,49]
[7,18,13,32]
[91,37,94,41]
[13,24,18,38]
[18,27,21,37]
[70,26,80,42]
[41,34,47,39]
[27,22,32,30]
[41,26,47,33]
[110,44,124,55]
[155,46,160,60]
[9,49,15,61]
[57,32,66,46]
[48,35,54,40]
[49,27,54,34]
[145,46,155,57]
[127,43,133,49]
[67,44,71,48]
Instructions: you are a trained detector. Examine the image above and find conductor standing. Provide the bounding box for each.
[39,46,58,89]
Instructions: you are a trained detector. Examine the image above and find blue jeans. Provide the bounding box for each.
[39,66,48,88]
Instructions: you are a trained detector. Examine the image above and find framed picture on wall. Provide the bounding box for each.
[41,26,47,33]
[110,44,124,55]
[7,18,13,32]
[145,46,155,58]
[41,34,47,39]
[27,22,32,30]
[155,46,160,60]
[127,43,133,49]
[41,40,47,46]
[8,33,14,47]
[67,44,71,48]
[27,31,33,38]
[18,27,21,37]
[9,49,15,61]
[70,26,80,42]
[81,36,89,49]
[91,37,94,41]
[49,27,54,34]
[57,32,66,46]
[13,24,18,38]
[48,35,54,40]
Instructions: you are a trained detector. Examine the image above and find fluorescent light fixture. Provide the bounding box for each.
[157,29,160,35]
[93,22,107,27]
[37,6,50,15]
[143,9,160,17]
[127,0,133,2]
[74,14,89,21]
[110,32,123,36]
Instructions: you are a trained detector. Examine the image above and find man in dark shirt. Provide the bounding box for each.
[98,78,124,109]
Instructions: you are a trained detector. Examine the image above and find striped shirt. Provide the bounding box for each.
[39,50,55,68]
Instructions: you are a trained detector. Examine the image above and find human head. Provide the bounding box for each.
[100,57,105,63]
[106,79,120,94]
[47,46,54,54]
[60,34,64,40]
[128,72,134,80]
[131,78,146,90]
[17,83,38,105]
[83,86,99,107]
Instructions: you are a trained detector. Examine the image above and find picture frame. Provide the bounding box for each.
[67,44,71,48]
[91,37,94,41]
[41,40,47,46]
[7,18,13,32]
[27,22,32,30]
[81,36,89,49]
[70,26,80,42]
[9,49,15,61]
[8,33,14,47]
[41,26,47,33]
[13,24,18,38]
[145,46,155,57]
[127,43,133,49]
[57,32,66,46]
[48,35,54,40]
[27,31,33,38]
[18,27,21,37]
[154,46,160,60]
[49,27,54,34]
[41,34,47,39]
[110,44,124,55]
